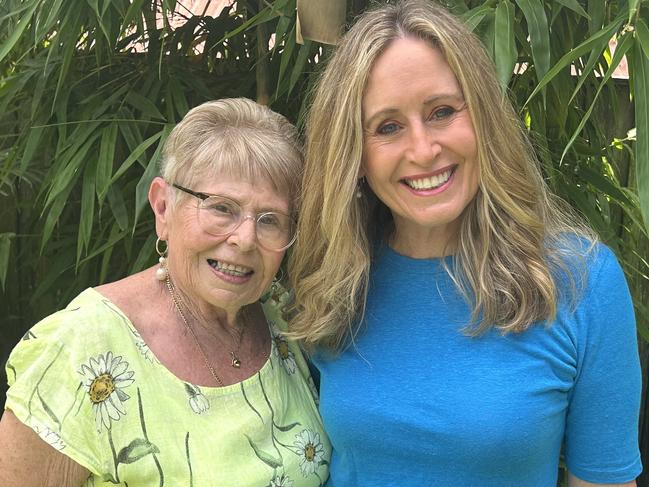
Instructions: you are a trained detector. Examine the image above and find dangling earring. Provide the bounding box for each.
[155,237,168,281]
[356,177,365,199]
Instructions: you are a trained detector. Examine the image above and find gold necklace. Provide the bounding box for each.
[164,275,245,387]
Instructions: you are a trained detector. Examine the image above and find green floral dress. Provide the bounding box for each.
[5,287,330,486]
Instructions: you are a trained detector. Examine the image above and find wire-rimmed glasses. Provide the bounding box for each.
[172,183,297,252]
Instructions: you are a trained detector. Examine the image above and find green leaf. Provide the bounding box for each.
[219,0,292,42]
[125,91,166,121]
[245,435,283,469]
[276,24,296,98]
[77,160,97,264]
[107,186,129,232]
[494,0,517,88]
[566,30,613,105]
[555,0,589,19]
[587,0,605,35]
[96,124,118,204]
[635,19,649,61]
[272,14,292,56]
[629,0,641,24]
[52,8,82,115]
[523,16,624,107]
[559,31,633,162]
[37,0,67,41]
[133,124,171,232]
[108,131,163,188]
[45,132,100,209]
[0,0,39,64]
[116,438,160,465]
[0,232,15,291]
[41,181,75,252]
[168,77,189,120]
[461,4,493,32]
[561,180,608,236]
[515,0,551,83]
[80,222,128,267]
[20,125,46,174]
[577,166,634,209]
[130,233,157,274]
[633,38,649,230]
[120,0,146,35]
[288,41,312,96]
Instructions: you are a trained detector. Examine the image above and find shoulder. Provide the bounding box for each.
[7,288,134,379]
[548,235,624,297]
[260,280,292,332]
[33,288,130,343]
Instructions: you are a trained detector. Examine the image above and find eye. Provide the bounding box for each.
[204,199,237,216]
[258,212,285,230]
[376,122,401,136]
[429,106,457,121]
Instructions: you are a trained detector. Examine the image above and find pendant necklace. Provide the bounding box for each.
[164,275,245,387]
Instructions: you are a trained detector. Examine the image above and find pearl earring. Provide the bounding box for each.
[356,177,365,199]
[155,238,168,281]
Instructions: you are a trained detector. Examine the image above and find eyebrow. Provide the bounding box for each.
[363,92,465,129]
[173,184,291,215]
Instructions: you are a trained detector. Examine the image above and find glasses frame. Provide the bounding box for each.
[172,183,297,252]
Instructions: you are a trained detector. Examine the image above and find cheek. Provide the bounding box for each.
[262,252,285,281]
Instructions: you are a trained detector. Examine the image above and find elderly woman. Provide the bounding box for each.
[1,98,330,486]
[289,1,641,486]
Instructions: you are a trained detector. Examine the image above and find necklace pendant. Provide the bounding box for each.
[230,352,241,368]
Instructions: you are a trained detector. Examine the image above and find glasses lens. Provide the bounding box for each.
[256,212,297,251]
[199,196,296,251]
[199,196,240,236]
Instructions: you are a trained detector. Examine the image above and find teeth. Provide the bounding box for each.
[208,260,252,277]
[405,169,452,190]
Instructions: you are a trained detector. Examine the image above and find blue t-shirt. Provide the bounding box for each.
[312,242,642,486]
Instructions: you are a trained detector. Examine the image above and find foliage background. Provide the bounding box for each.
[1,0,648,483]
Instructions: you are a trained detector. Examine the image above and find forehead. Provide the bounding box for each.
[362,37,462,114]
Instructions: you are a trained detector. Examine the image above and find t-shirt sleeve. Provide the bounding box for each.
[564,244,643,482]
[4,309,108,475]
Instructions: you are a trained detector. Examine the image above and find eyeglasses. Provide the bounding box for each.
[172,183,297,252]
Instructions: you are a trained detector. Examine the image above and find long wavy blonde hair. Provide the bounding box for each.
[288,0,595,352]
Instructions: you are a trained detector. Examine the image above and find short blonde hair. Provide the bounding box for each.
[161,97,302,209]
[289,0,594,351]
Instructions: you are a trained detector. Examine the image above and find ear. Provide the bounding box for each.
[357,153,366,179]
[149,177,171,239]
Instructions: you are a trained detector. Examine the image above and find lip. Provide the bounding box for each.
[402,165,457,181]
[207,258,254,285]
[400,165,457,196]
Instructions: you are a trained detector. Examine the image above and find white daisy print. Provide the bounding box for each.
[294,429,325,477]
[271,326,296,375]
[79,351,135,432]
[33,424,66,451]
[185,383,210,414]
[130,328,158,363]
[268,473,294,487]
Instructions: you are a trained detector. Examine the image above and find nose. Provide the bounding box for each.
[407,121,441,167]
[226,215,258,251]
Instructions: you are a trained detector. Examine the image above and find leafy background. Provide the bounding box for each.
[0,0,648,483]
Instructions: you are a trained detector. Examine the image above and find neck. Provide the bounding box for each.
[389,222,458,259]
[165,275,245,337]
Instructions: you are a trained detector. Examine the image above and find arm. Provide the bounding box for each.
[568,472,636,487]
[564,245,642,484]
[0,409,90,487]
